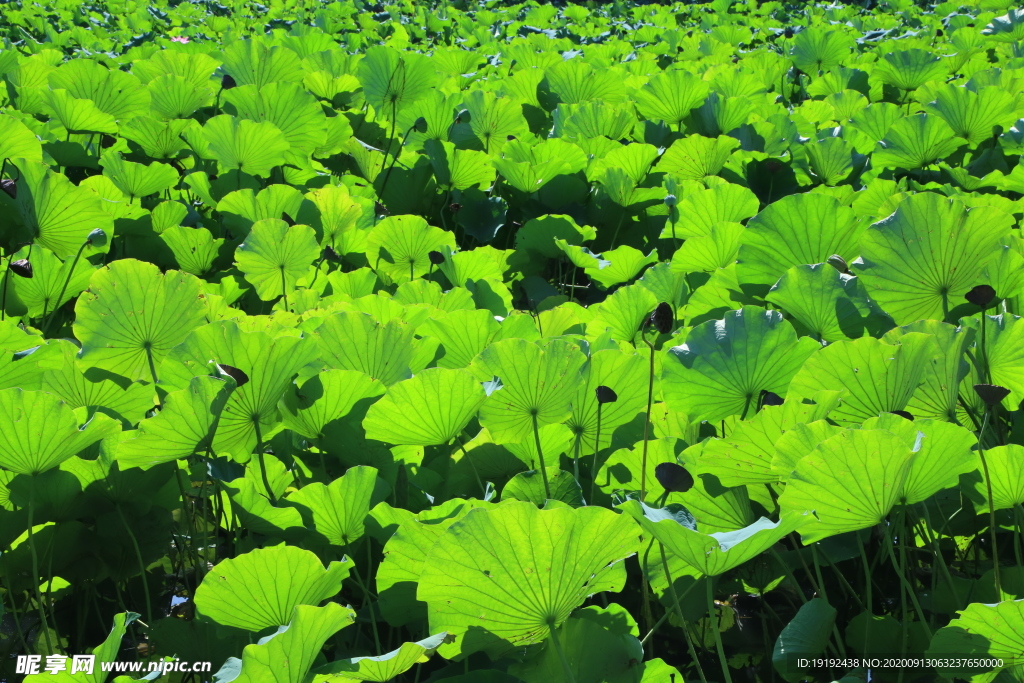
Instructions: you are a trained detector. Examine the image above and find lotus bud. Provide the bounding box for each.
[974,383,1010,407]
[10,259,33,278]
[890,410,914,421]
[760,390,784,407]
[215,363,249,386]
[783,27,794,39]
[0,178,15,199]
[281,212,295,226]
[221,74,237,90]
[414,117,428,133]
[663,194,677,207]
[965,284,996,308]
[323,245,341,262]
[595,385,618,404]
[87,228,108,248]
[648,302,674,335]
[826,254,848,274]
[935,28,943,37]
[655,462,694,493]
[428,250,445,265]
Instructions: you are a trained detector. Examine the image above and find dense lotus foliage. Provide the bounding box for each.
[6,0,1024,681]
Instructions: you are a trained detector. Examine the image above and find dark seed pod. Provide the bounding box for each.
[935,28,943,37]
[414,117,428,133]
[87,228,108,248]
[655,462,694,493]
[10,259,32,278]
[965,284,996,308]
[281,212,295,226]
[826,254,849,274]
[506,134,517,141]
[428,250,445,265]
[449,202,462,213]
[974,383,1010,406]
[890,410,914,421]
[0,178,15,199]
[648,302,674,335]
[595,385,618,404]
[216,363,249,387]
[760,390,784,407]
[221,74,237,90]
[783,27,794,39]
[323,245,341,262]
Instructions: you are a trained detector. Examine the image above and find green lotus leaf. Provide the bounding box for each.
[363,368,485,446]
[216,604,355,683]
[160,226,224,277]
[99,153,179,201]
[965,444,1024,514]
[873,49,948,92]
[0,388,118,475]
[862,413,977,505]
[771,420,845,478]
[634,68,709,128]
[773,598,837,683]
[314,312,415,386]
[663,183,759,240]
[926,84,1017,146]
[736,192,863,286]
[790,28,856,74]
[119,116,194,160]
[202,114,291,178]
[788,334,935,426]
[421,309,500,369]
[493,139,587,194]
[225,476,305,537]
[364,215,456,285]
[460,89,530,154]
[195,544,352,631]
[23,612,139,683]
[670,222,743,273]
[663,306,819,423]
[798,136,856,186]
[882,320,971,422]
[41,88,118,134]
[565,348,647,452]
[0,113,43,162]
[225,81,328,157]
[312,632,447,682]
[691,91,753,137]
[9,244,97,318]
[9,159,114,259]
[425,139,495,192]
[847,102,904,150]
[235,218,319,302]
[357,46,437,118]
[514,214,595,260]
[281,369,384,440]
[287,465,380,546]
[557,101,636,141]
[982,9,1024,43]
[621,500,809,576]
[570,244,658,290]
[501,467,582,507]
[658,134,739,182]
[766,264,894,342]
[873,114,964,169]
[219,37,303,89]
[544,59,626,106]
[217,184,310,238]
[926,599,1024,681]
[778,429,914,544]
[48,59,149,120]
[159,321,319,457]
[306,184,374,254]
[417,501,640,658]
[148,74,212,120]
[470,338,587,443]
[853,192,1012,324]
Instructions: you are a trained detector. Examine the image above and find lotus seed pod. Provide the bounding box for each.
[649,302,674,334]
[663,194,677,207]
[216,363,249,387]
[414,117,428,133]
[974,383,1010,407]
[10,259,33,278]
[783,27,794,38]
[595,385,618,404]
[506,134,517,141]
[87,228,108,248]
[890,410,914,421]
[826,254,848,274]
[428,250,445,265]
[760,390,784,407]
[0,178,15,199]
[965,284,996,308]
[655,462,694,493]
[221,74,237,90]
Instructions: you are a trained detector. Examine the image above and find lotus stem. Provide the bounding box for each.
[253,420,276,504]
[27,474,53,654]
[660,543,709,683]
[0,253,11,322]
[640,338,656,502]
[706,577,733,683]
[279,266,289,313]
[44,240,88,336]
[531,412,551,501]
[883,513,932,640]
[589,403,602,504]
[116,504,152,624]
[976,408,1001,598]
[547,620,577,683]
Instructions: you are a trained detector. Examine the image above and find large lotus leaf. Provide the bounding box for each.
[287,466,379,547]
[926,85,1017,146]
[983,9,1024,43]
[148,74,212,120]
[974,313,1024,410]
[424,139,495,192]
[220,38,303,91]
[235,218,319,301]
[766,264,893,342]
[773,598,837,683]
[565,348,647,453]
[217,184,310,238]
[555,242,657,291]
[873,114,964,169]
[557,100,636,141]
[357,46,436,117]
[9,159,114,259]
[462,89,530,154]
[48,59,149,120]
[363,368,485,446]
[873,49,948,92]
[771,420,845,477]
[622,500,809,576]
[306,184,374,254]
[788,334,935,425]
[663,306,819,423]
[74,260,206,383]
[195,544,352,631]
[659,134,739,182]
[281,369,384,440]
[226,81,328,156]
[926,599,1024,682]
[544,59,626,106]
[421,309,500,369]
[41,89,118,134]
[882,320,971,422]
[23,612,138,683]
[100,153,179,201]
[470,338,587,444]
[9,244,97,318]
[670,222,743,273]
[501,467,583,507]
[364,215,456,285]
[778,429,914,544]
[493,139,587,194]
[698,394,839,486]
[854,192,1012,324]
[790,28,856,74]
[161,226,224,277]
[312,632,447,682]
[417,501,640,658]
[225,476,305,537]
[314,312,415,386]
[0,113,43,162]
[664,183,759,240]
[217,604,355,683]
[159,321,319,457]
[965,444,1024,514]
[202,114,291,178]
[0,388,118,475]
[120,116,194,160]
[634,68,708,128]
[736,192,863,285]
[116,376,233,469]
[862,413,977,505]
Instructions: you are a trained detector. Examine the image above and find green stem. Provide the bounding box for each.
[977,408,1001,598]
[0,254,11,322]
[531,412,551,500]
[0,552,30,653]
[27,475,53,654]
[548,621,577,683]
[640,338,656,502]
[280,267,289,313]
[571,432,581,485]
[706,577,733,683]
[253,420,276,504]
[116,504,153,624]
[660,544,709,683]
[884,516,933,640]
[44,240,88,336]
[589,403,602,504]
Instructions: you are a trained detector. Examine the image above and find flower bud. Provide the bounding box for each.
[648,302,674,335]
[826,254,848,274]
[87,228,108,248]
[0,178,15,199]
[10,259,32,278]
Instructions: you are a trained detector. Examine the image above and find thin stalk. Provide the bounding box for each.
[770,547,808,605]
[173,469,201,589]
[640,338,656,502]
[44,240,88,336]
[571,432,582,486]
[0,254,11,322]
[660,544,709,683]
[280,267,289,313]
[977,409,1001,597]
[454,434,486,498]
[884,518,933,640]
[706,578,733,683]
[548,621,577,683]
[589,403,603,504]
[27,475,53,654]
[253,420,276,504]
[345,548,382,654]
[531,412,551,500]
[919,504,962,610]
[116,505,153,624]
[0,553,30,653]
